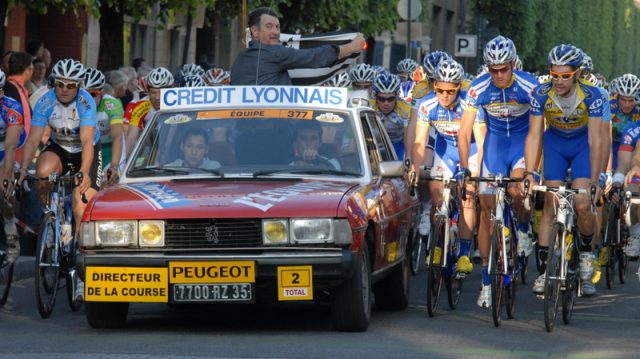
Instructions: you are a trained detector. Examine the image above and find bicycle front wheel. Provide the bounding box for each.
[562,230,579,325]
[603,204,617,289]
[544,223,562,332]
[0,253,14,307]
[426,217,445,317]
[35,212,60,318]
[490,222,505,327]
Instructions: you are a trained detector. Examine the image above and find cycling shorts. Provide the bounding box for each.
[41,141,103,191]
[430,137,477,178]
[543,130,590,181]
[479,130,526,194]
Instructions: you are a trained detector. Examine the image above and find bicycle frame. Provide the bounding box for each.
[431,176,456,268]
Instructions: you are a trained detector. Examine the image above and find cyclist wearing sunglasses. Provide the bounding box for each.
[524,44,607,296]
[412,59,485,277]
[19,58,101,231]
[0,69,27,263]
[458,35,539,308]
[84,68,124,181]
[372,72,410,159]
[124,67,173,157]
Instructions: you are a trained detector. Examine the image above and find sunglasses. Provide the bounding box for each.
[376,96,397,103]
[434,87,459,95]
[549,69,578,81]
[55,80,79,90]
[88,90,102,97]
[488,66,511,74]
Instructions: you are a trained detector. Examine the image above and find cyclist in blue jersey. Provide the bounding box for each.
[18,59,102,233]
[609,74,640,170]
[458,35,539,308]
[412,59,485,277]
[614,119,640,258]
[524,44,606,296]
[372,72,410,159]
[396,58,418,103]
[0,69,26,263]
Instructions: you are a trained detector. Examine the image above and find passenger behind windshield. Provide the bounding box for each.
[166,127,221,170]
[290,121,341,170]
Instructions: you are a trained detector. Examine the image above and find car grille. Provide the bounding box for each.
[164,219,262,248]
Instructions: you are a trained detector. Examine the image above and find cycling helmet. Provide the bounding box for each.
[373,72,401,94]
[514,56,523,71]
[537,74,552,83]
[179,63,205,78]
[433,59,464,84]
[324,70,351,88]
[582,72,598,85]
[397,58,418,74]
[0,70,5,88]
[580,53,593,73]
[84,68,105,90]
[51,58,85,82]
[483,36,517,66]
[615,73,640,97]
[181,75,205,87]
[548,44,583,68]
[146,67,174,88]
[423,51,451,77]
[203,68,231,86]
[349,63,375,83]
[608,77,619,95]
[372,65,386,76]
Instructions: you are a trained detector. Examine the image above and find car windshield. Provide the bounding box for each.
[127,108,363,178]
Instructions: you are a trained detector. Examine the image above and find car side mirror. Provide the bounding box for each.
[379,160,405,178]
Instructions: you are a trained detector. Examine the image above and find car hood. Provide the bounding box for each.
[87,180,358,220]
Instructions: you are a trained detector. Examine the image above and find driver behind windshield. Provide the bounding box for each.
[166,127,221,170]
[290,121,341,170]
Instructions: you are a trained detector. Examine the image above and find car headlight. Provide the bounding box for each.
[79,221,96,247]
[332,219,352,245]
[139,220,165,247]
[96,221,137,247]
[291,218,333,244]
[263,219,289,245]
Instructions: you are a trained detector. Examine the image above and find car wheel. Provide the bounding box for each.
[85,302,129,328]
[331,240,371,332]
[373,254,410,310]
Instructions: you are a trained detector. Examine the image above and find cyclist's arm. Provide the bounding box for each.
[19,125,45,174]
[405,107,418,162]
[411,121,429,181]
[79,126,96,178]
[616,149,632,175]
[457,109,476,169]
[125,126,140,157]
[471,123,486,176]
[625,144,640,184]
[524,114,544,173]
[111,123,124,169]
[2,126,22,180]
[602,120,612,173]
[588,116,604,182]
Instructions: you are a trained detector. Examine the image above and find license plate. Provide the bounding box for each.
[172,283,253,303]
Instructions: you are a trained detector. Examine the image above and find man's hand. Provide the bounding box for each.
[76,171,91,194]
[625,166,640,186]
[301,148,319,162]
[338,33,366,59]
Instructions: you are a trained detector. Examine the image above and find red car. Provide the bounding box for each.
[78,86,419,331]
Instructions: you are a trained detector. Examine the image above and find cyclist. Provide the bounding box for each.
[412,59,484,277]
[181,75,205,87]
[610,74,640,170]
[203,68,231,86]
[322,70,351,88]
[84,68,124,180]
[124,67,174,157]
[524,44,606,296]
[349,63,376,95]
[176,63,204,87]
[458,35,538,307]
[18,58,102,240]
[0,69,26,263]
[372,72,410,159]
[396,58,418,102]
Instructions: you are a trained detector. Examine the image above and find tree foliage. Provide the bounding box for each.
[469,0,640,78]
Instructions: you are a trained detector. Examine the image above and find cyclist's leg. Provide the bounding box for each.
[626,182,640,257]
[0,169,19,263]
[72,143,103,228]
[35,144,65,208]
[455,143,477,274]
[506,133,533,255]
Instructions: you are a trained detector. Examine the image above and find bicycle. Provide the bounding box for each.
[26,170,87,318]
[527,182,595,332]
[601,186,632,288]
[409,165,430,276]
[468,175,525,327]
[424,173,464,317]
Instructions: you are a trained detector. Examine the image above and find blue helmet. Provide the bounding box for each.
[423,51,451,77]
[483,36,517,66]
[548,44,583,68]
[580,53,593,72]
[373,72,401,94]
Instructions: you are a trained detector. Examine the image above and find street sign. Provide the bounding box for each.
[454,34,478,57]
[397,0,422,21]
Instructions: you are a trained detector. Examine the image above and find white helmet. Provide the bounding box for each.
[609,77,619,95]
[483,36,517,66]
[181,75,205,87]
[84,68,105,90]
[537,74,552,83]
[324,70,351,88]
[615,74,640,98]
[514,56,523,71]
[580,54,593,73]
[423,51,451,77]
[179,63,205,78]
[434,59,464,84]
[397,58,418,74]
[548,44,583,67]
[349,63,376,83]
[0,69,5,88]
[373,72,401,94]
[52,58,86,82]
[146,67,174,88]
[203,68,231,85]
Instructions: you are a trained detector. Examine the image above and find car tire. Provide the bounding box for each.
[331,241,371,332]
[373,254,410,310]
[86,302,129,328]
